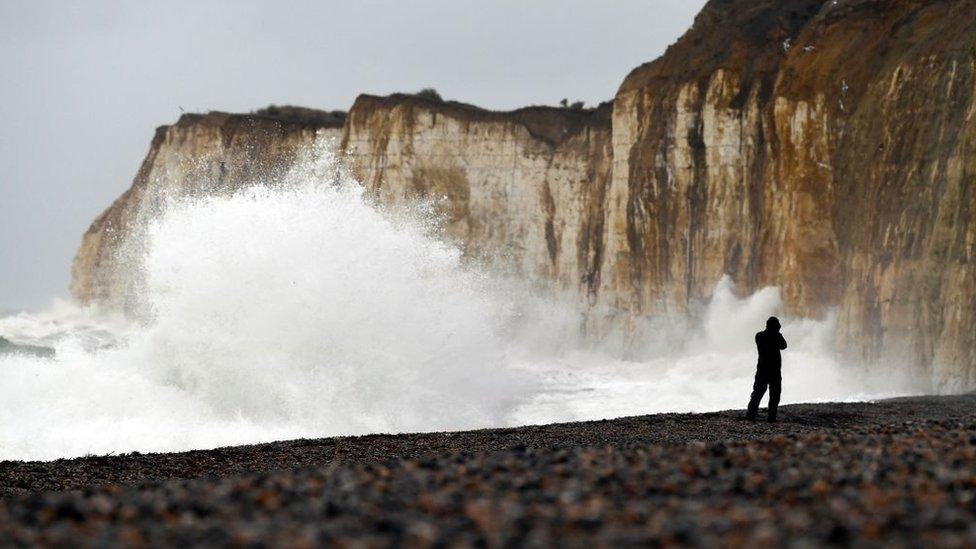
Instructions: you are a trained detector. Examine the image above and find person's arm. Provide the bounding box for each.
[778,333,787,350]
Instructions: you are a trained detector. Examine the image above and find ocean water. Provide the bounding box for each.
[0,143,918,461]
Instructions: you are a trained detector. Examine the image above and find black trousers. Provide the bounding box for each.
[746,368,781,421]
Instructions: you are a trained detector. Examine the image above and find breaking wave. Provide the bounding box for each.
[0,143,916,461]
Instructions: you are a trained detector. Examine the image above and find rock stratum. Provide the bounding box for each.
[72,0,975,388]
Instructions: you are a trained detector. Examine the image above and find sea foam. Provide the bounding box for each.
[0,141,916,461]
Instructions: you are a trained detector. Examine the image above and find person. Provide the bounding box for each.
[745,316,788,422]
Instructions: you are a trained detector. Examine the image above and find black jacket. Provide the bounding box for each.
[755,329,787,370]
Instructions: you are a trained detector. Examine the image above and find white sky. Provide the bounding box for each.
[0,0,705,310]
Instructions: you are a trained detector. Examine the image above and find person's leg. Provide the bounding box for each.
[767,375,782,422]
[746,371,768,420]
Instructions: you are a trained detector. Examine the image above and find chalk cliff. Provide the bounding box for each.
[342,95,613,298]
[73,0,975,388]
[70,111,344,312]
[599,0,974,388]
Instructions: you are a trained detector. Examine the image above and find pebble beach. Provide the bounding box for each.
[2,395,975,546]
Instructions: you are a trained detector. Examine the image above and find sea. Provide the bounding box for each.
[0,145,918,461]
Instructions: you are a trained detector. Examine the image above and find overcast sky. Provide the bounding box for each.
[0,0,705,311]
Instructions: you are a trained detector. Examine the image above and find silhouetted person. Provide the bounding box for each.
[746,316,788,422]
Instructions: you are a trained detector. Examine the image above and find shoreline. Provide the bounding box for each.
[1,394,967,496]
[3,394,976,545]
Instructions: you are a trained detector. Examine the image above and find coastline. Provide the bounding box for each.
[3,394,975,545]
[4,395,966,496]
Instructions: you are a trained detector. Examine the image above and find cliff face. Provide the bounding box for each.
[73,0,976,388]
[342,95,613,298]
[70,112,343,311]
[603,0,838,321]
[608,0,976,388]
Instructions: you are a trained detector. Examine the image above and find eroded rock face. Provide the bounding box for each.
[72,0,976,388]
[70,112,343,312]
[342,95,613,300]
[599,0,975,388]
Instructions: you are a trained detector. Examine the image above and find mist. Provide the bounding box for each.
[0,141,916,461]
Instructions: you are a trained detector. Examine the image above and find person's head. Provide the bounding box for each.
[766,316,781,332]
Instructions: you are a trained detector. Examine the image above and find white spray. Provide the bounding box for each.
[0,142,918,461]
